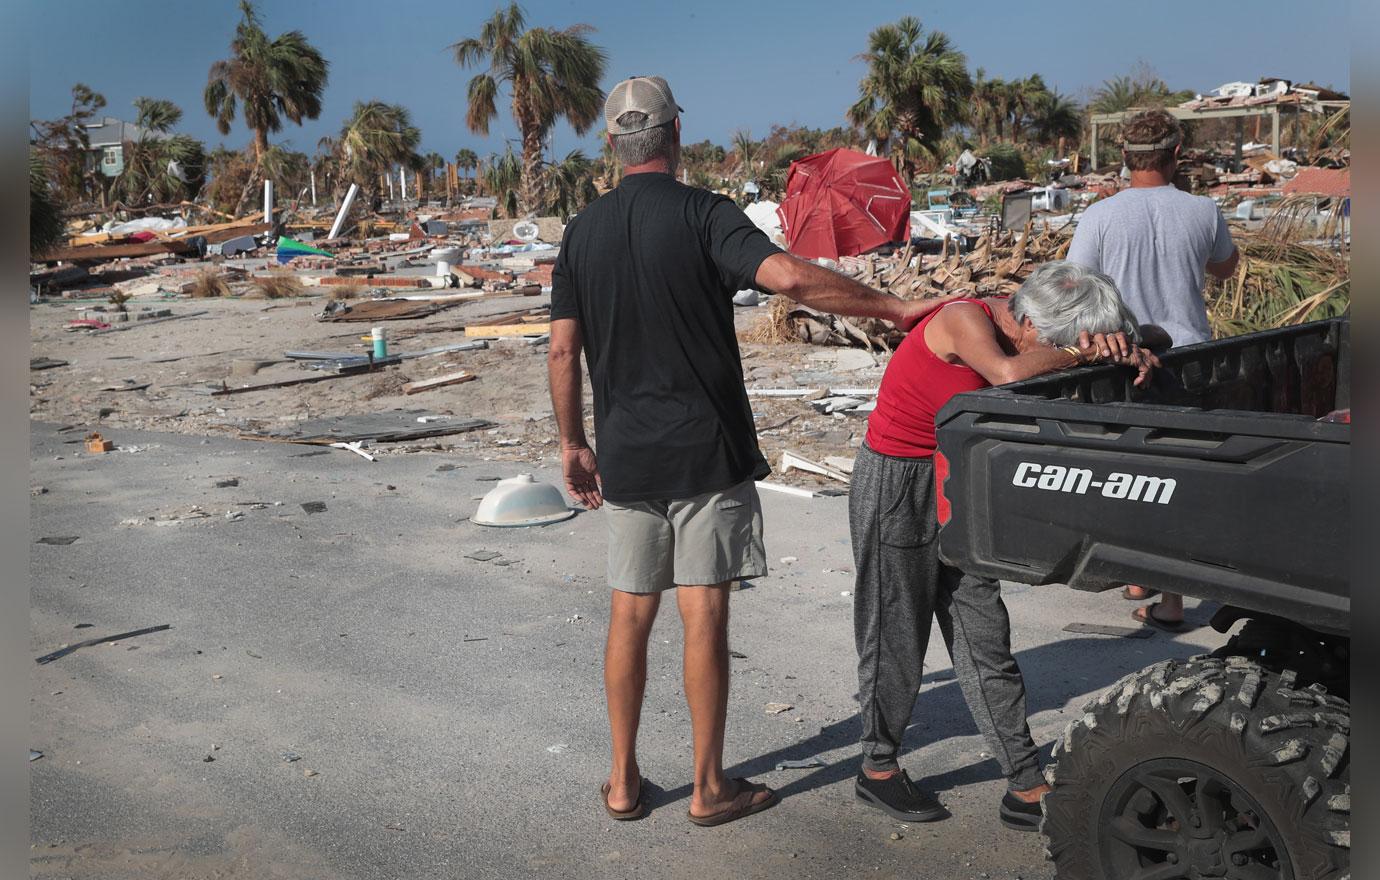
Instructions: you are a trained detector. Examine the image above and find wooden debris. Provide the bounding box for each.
[319,300,454,323]
[403,371,476,395]
[463,307,552,338]
[746,224,1078,350]
[780,451,850,484]
[464,322,551,339]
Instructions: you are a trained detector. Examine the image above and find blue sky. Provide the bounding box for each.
[29,0,1350,161]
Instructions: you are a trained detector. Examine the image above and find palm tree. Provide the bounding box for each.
[731,130,759,183]
[543,149,598,220]
[1029,90,1083,147]
[595,129,620,190]
[848,16,972,180]
[30,83,107,204]
[474,155,489,196]
[763,142,808,199]
[133,98,182,134]
[30,150,67,257]
[1090,75,1139,114]
[482,148,522,218]
[260,146,310,199]
[1007,75,1051,143]
[969,70,1007,145]
[454,147,479,194]
[336,101,421,209]
[419,151,444,201]
[313,135,338,199]
[204,0,328,210]
[110,98,206,205]
[451,3,607,213]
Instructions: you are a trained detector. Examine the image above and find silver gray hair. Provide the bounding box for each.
[609,112,675,166]
[1009,260,1140,347]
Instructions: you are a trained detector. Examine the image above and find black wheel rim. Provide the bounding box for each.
[1097,757,1291,880]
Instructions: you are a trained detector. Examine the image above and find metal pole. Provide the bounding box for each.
[310,169,317,207]
[387,171,395,200]
[1090,122,1099,171]
[1271,107,1281,157]
[328,183,359,240]
[400,167,408,201]
[263,179,273,224]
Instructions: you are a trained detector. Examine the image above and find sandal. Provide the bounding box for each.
[1121,586,1160,601]
[687,778,779,827]
[1133,603,1186,632]
[600,778,646,821]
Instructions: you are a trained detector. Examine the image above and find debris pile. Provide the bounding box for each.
[746,223,1073,351]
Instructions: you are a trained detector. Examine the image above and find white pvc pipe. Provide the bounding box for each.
[328,183,359,240]
[400,167,408,201]
[310,169,317,207]
[263,179,273,224]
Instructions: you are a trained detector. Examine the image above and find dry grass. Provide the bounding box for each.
[1206,235,1349,337]
[741,294,799,345]
[189,270,230,298]
[327,283,365,301]
[251,272,305,299]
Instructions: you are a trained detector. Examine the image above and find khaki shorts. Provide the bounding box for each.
[604,479,767,593]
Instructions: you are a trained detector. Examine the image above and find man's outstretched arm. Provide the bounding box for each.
[547,318,602,509]
[754,252,957,331]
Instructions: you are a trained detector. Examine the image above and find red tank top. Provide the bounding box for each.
[865,298,1000,458]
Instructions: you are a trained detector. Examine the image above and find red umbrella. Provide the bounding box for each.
[776,148,912,260]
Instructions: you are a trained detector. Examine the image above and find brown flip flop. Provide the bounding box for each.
[1121,586,1160,601]
[1133,603,1186,632]
[687,778,779,827]
[600,778,646,820]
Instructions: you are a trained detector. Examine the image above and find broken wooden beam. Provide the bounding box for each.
[464,322,552,339]
[402,370,476,395]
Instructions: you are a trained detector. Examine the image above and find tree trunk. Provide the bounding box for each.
[514,87,545,215]
[233,128,270,217]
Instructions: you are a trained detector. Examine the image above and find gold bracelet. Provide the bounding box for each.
[1061,345,1083,363]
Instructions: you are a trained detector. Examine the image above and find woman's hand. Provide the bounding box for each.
[1075,330,1134,363]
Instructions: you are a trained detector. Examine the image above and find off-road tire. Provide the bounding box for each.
[1041,656,1350,879]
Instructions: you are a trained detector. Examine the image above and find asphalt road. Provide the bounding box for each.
[29,422,1227,879]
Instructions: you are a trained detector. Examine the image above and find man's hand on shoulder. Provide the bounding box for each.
[897,294,965,332]
[562,445,603,510]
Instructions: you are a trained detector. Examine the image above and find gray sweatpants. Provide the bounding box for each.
[850,442,1043,791]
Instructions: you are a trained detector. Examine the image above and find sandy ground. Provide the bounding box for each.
[31,289,882,482]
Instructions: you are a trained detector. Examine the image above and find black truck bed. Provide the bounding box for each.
[934,317,1349,635]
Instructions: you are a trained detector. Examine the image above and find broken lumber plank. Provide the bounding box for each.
[464,322,551,339]
[38,239,200,264]
[403,371,476,394]
[780,451,850,484]
[212,368,383,396]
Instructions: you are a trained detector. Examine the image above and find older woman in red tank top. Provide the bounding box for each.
[850,260,1158,831]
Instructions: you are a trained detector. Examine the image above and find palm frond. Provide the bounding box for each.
[465,74,499,135]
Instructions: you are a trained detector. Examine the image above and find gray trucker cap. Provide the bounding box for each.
[604,76,683,135]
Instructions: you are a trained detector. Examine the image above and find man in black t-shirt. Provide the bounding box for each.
[549,75,954,827]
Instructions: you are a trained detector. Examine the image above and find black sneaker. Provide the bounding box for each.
[999,791,1042,832]
[854,770,949,823]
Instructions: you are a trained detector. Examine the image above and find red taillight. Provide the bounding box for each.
[934,451,951,525]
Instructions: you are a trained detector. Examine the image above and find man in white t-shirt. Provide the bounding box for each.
[1067,108,1239,629]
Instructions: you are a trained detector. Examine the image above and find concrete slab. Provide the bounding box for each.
[29,422,1227,879]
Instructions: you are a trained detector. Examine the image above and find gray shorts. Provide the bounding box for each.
[604,479,767,593]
